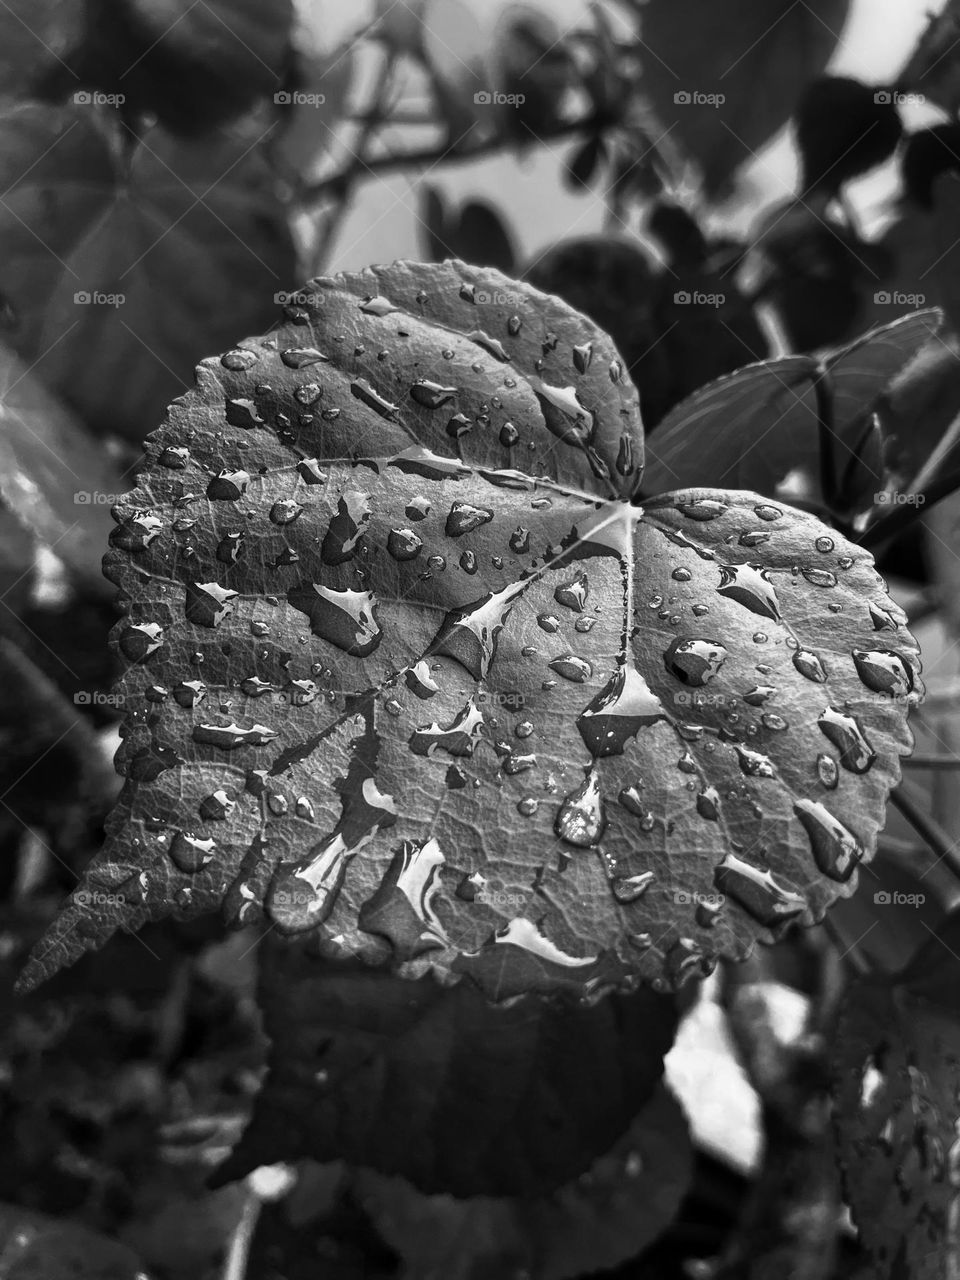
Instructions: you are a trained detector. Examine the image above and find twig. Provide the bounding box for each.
[311,47,401,271]
[890,780,960,878]
[221,1187,261,1280]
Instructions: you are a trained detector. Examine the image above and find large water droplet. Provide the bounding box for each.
[852,649,914,698]
[445,501,494,536]
[577,666,666,755]
[715,854,806,925]
[612,870,655,903]
[794,799,864,880]
[322,493,371,564]
[549,654,593,683]
[793,649,827,683]
[555,768,606,847]
[409,700,485,757]
[555,572,589,612]
[169,831,216,873]
[717,564,780,619]
[818,707,876,774]
[288,583,382,655]
[664,637,727,686]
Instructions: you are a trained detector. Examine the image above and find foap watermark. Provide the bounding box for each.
[74,690,125,707]
[274,90,326,107]
[75,890,126,906]
[272,889,315,907]
[874,90,925,106]
[476,890,526,907]
[474,90,525,107]
[475,690,526,710]
[674,290,725,308]
[74,90,125,107]
[674,90,725,107]
[474,289,524,306]
[874,890,925,907]
[74,290,125,307]
[275,289,323,308]
[674,891,726,907]
[74,490,126,505]
[674,690,731,707]
[874,490,925,507]
[874,291,925,306]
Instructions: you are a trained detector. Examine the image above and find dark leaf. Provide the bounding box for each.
[834,921,960,1277]
[79,0,293,136]
[215,942,677,1197]
[418,184,451,263]
[18,262,919,1001]
[352,1083,692,1277]
[455,201,516,274]
[0,103,296,441]
[642,311,941,512]
[636,0,851,195]
[795,76,903,196]
[564,134,605,191]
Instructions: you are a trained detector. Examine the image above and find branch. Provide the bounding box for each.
[300,110,607,207]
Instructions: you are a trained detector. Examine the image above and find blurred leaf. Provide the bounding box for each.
[636,0,851,196]
[834,928,960,1278]
[0,1203,148,1279]
[642,311,941,514]
[418,184,452,262]
[564,134,605,190]
[794,76,902,197]
[78,0,293,137]
[0,102,296,441]
[453,200,516,273]
[353,1083,693,1279]
[899,0,960,119]
[0,0,84,107]
[876,172,960,334]
[0,340,125,591]
[215,945,677,1197]
[17,261,920,1009]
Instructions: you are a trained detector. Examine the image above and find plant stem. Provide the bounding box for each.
[890,781,960,878]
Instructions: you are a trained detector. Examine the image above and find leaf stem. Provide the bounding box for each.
[889,780,960,877]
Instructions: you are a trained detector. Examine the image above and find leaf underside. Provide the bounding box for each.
[18,260,920,999]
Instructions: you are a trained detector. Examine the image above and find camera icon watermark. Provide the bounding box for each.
[74,90,126,106]
[74,690,125,707]
[674,90,725,107]
[674,690,730,707]
[873,890,925,907]
[474,90,526,106]
[874,90,925,106]
[874,290,925,306]
[674,290,725,308]
[274,90,326,107]
[675,891,726,906]
[74,290,125,307]
[272,889,315,906]
[75,890,126,906]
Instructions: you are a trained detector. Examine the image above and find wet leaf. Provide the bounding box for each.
[214,943,677,1197]
[642,311,941,513]
[352,1083,692,1277]
[0,102,296,440]
[18,261,919,999]
[636,0,850,195]
[834,920,960,1278]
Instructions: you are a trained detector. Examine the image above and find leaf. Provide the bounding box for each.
[642,311,942,511]
[636,0,850,195]
[79,0,293,136]
[0,340,126,589]
[564,134,604,191]
[0,0,84,106]
[833,920,960,1278]
[0,102,296,441]
[18,260,920,1000]
[455,202,516,275]
[419,184,452,262]
[0,1203,148,1279]
[214,942,677,1197]
[352,1083,692,1278]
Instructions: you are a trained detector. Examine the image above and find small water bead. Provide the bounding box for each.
[267,792,289,817]
[816,753,839,789]
[672,567,692,582]
[743,685,776,706]
[696,900,723,928]
[447,412,471,438]
[427,554,446,572]
[736,746,776,778]
[754,504,782,521]
[761,712,788,731]
[384,699,402,717]
[387,528,423,561]
[692,604,709,617]
[515,720,534,738]
[696,787,720,820]
[555,769,606,847]
[678,498,727,521]
[521,645,538,657]
[838,556,853,569]
[517,795,540,816]
[794,798,864,881]
[459,550,478,574]
[549,654,593,683]
[612,871,655,903]
[677,751,697,774]
[507,314,522,335]
[221,348,258,371]
[509,527,530,554]
[818,707,876,774]
[574,616,597,633]
[555,573,589,612]
[793,649,828,682]
[294,383,322,406]
[500,422,519,447]
[738,530,770,547]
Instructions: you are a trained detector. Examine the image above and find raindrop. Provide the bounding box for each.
[170,832,216,873]
[852,649,914,698]
[793,649,828,683]
[518,795,539,816]
[735,746,776,778]
[500,422,519,446]
[555,768,606,847]
[577,666,665,754]
[537,613,561,633]
[287,583,382,655]
[697,787,720,820]
[411,379,459,409]
[717,564,780,620]
[715,854,806,925]
[794,799,864,880]
[672,567,692,582]
[446,501,494,536]
[574,616,596,633]
[664,637,726,686]
[612,871,655,903]
[555,572,589,612]
[754,504,782,521]
[549,654,593,683]
[815,535,835,553]
[816,753,839,789]
[387,527,423,560]
[818,706,876,774]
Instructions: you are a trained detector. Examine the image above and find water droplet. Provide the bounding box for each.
[715,854,806,925]
[410,379,459,409]
[430,584,523,678]
[351,377,399,418]
[509,526,530,554]
[816,753,839,789]
[672,567,692,582]
[803,567,838,588]
[555,768,605,847]
[852,649,914,698]
[410,699,485,757]
[185,581,238,628]
[612,871,655,903]
[445,501,494,537]
[537,613,561,633]
[574,616,596,633]
[664,637,727,686]
[387,527,423,560]
[818,707,876,774]
[677,498,726,521]
[717,564,781,619]
[815,535,835,553]
[518,795,540,816]
[555,572,589,612]
[577,666,665,754]
[738,530,770,548]
[199,789,234,821]
[358,294,398,316]
[869,603,898,631]
[793,649,828,683]
[322,493,371,564]
[549,654,593,683]
[697,787,720,820]
[761,712,788,731]
[794,799,864,880]
[207,469,249,500]
[270,499,303,526]
[170,831,217,873]
[288,584,382,655]
[754,504,782,521]
[221,347,258,371]
[735,746,776,778]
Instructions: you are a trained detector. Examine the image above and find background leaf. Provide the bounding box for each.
[0,102,296,441]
